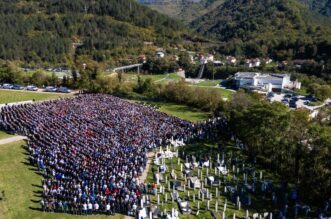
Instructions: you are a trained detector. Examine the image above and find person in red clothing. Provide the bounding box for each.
[151,182,157,195]
[105,187,110,196]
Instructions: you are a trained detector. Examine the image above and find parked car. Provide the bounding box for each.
[26,85,38,91]
[12,84,25,90]
[57,87,71,93]
[284,93,293,98]
[289,100,297,108]
[2,83,13,89]
[45,86,57,92]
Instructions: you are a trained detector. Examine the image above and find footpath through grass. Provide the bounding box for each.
[0,140,124,219]
[0,90,69,104]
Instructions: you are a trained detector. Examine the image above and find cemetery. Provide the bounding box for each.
[138,140,327,219]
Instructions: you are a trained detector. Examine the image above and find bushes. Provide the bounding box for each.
[159,80,224,112]
[133,78,224,113]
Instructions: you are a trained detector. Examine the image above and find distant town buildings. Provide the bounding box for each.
[245,58,261,68]
[226,56,237,65]
[234,72,301,92]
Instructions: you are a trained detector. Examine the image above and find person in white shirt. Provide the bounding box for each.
[94,203,99,212]
[88,202,93,214]
[83,203,87,215]
[106,203,111,215]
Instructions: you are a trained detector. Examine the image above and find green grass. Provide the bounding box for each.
[0,131,13,140]
[121,73,182,84]
[195,80,221,87]
[24,70,69,78]
[0,140,124,219]
[0,90,70,104]
[156,103,209,122]
[198,87,234,99]
[130,100,210,122]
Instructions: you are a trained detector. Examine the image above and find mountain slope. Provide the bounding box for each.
[138,0,225,22]
[0,0,184,64]
[298,0,331,16]
[191,0,331,60]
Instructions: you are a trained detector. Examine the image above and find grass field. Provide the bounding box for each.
[197,87,234,99]
[0,131,12,140]
[0,90,70,104]
[0,140,124,219]
[131,100,210,122]
[122,73,182,84]
[155,102,209,122]
[195,80,221,87]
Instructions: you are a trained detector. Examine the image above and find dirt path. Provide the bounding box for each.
[0,135,27,145]
[139,151,155,183]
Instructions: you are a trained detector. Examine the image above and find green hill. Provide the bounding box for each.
[298,0,331,16]
[138,0,225,22]
[0,0,184,65]
[191,0,331,60]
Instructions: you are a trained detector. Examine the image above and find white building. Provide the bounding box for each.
[245,58,261,68]
[226,56,237,64]
[234,72,301,92]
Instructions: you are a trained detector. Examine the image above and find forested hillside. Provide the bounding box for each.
[191,0,331,60]
[0,0,184,65]
[298,0,331,16]
[138,0,225,22]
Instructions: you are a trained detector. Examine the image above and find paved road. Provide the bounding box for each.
[0,88,78,95]
[0,135,27,145]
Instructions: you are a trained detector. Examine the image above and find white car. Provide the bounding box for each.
[2,83,13,89]
[57,87,71,93]
[26,85,38,91]
[45,86,57,92]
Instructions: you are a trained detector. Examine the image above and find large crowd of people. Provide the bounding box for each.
[0,94,220,215]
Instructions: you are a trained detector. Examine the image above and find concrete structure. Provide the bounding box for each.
[112,63,143,74]
[234,72,301,92]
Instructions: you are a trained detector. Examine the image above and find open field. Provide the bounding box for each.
[130,100,210,122]
[197,87,234,99]
[195,80,221,87]
[155,102,209,122]
[0,140,124,219]
[0,90,71,104]
[122,73,182,84]
[0,131,12,140]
